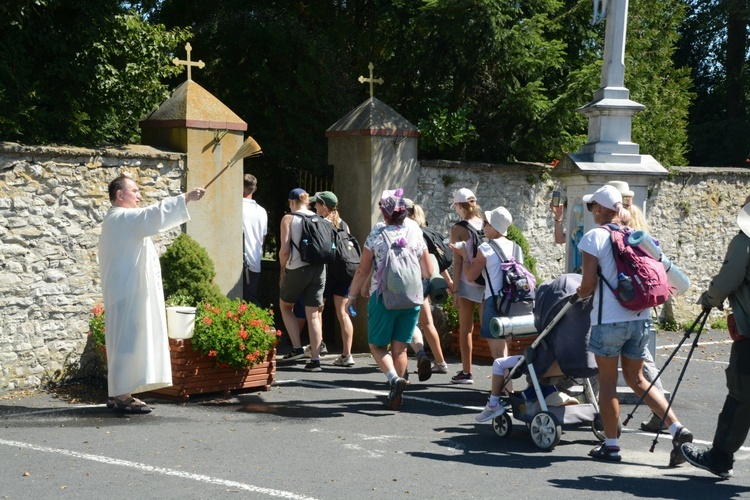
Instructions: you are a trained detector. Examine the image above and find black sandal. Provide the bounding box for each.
[113,397,152,414]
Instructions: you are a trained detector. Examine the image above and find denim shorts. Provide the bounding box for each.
[588,320,649,360]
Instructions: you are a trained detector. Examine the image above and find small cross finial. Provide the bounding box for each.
[358,62,384,98]
[172,42,206,81]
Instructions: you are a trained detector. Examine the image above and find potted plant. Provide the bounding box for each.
[192,298,280,370]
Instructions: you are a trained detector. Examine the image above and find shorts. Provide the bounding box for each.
[457,280,485,303]
[324,273,351,299]
[367,294,420,347]
[279,264,326,308]
[588,320,649,359]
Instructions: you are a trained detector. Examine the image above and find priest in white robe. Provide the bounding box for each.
[98,174,206,413]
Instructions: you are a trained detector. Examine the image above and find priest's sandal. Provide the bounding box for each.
[113,397,152,414]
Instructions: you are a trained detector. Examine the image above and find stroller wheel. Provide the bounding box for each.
[492,413,513,438]
[530,411,561,450]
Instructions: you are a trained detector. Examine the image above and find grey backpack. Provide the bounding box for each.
[376,228,423,310]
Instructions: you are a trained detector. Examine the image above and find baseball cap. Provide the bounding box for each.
[450,188,476,208]
[582,185,622,211]
[310,191,338,207]
[484,206,512,236]
[288,188,307,200]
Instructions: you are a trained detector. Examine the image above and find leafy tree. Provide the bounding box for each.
[0,0,190,145]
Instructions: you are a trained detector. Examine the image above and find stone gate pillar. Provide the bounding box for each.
[140,80,247,298]
[326,97,420,353]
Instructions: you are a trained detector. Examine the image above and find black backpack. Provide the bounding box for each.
[421,226,453,273]
[456,220,486,286]
[329,221,362,282]
[290,213,337,265]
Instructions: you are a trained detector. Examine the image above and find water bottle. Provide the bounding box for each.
[617,272,635,302]
[348,304,357,317]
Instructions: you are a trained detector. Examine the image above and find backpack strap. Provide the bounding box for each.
[288,212,305,257]
[596,223,623,323]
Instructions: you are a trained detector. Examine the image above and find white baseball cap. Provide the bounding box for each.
[582,185,622,211]
[484,206,512,236]
[450,188,476,208]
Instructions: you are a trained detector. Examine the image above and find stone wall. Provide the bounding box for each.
[0,143,185,391]
[417,160,750,327]
[2,143,748,391]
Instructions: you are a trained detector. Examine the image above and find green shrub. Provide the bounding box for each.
[160,233,225,306]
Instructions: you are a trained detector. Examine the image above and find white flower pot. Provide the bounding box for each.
[166,306,197,339]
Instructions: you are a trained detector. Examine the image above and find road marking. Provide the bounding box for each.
[0,438,316,500]
[659,340,733,349]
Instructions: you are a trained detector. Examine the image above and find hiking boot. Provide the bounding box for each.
[640,412,668,433]
[681,443,733,479]
[451,370,474,384]
[589,443,622,462]
[385,377,407,410]
[333,354,355,367]
[303,342,327,357]
[431,362,448,374]
[475,399,508,423]
[282,347,305,361]
[304,360,322,372]
[670,426,693,466]
[417,353,432,382]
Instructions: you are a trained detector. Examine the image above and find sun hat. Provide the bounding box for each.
[379,188,407,218]
[607,180,635,198]
[450,188,477,208]
[582,185,622,211]
[484,206,512,236]
[545,390,579,407]
[737,204,750,238]
[310,191,338,207]
[402,198,415,210]
[288,188,307,200]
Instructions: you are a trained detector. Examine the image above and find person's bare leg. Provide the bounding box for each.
[333,295,353,356]
[621,356,677,426]
[418,299,446,364]
[457,297,475,373]
[305,305,323,359]
[280,299,302,348]
[595,355,620,439]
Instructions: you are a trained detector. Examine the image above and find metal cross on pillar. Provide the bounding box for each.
[172,43,206,81]
[358,62,384,98]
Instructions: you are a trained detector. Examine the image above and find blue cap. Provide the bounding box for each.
[288,188,307,200]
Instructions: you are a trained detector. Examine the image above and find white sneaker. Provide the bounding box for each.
[303,342,328,357]
[475,401,507,422]
[333,354,355,367]
[431,362,448,374]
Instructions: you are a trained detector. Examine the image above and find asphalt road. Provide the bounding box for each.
[2,329,750,499]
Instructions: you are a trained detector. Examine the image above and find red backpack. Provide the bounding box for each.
[597,224,671,312]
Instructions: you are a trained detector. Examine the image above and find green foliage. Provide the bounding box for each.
[87,304,106,352]
[0,1,190,145]
[417,103,479,158]
[710,317,728,330]
[658,318,679,331]
[165,292,194,307]
[192,299,279,369]
[160,233,225,306]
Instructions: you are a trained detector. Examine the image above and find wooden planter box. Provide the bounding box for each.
[143,339,276,403]
[450,322,538,362]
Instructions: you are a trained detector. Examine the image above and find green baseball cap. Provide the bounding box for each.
[310,191,338,207]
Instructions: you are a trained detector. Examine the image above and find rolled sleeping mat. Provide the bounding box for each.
[628,230,691,296]
[489,314,537,339]
[428,254,449,305]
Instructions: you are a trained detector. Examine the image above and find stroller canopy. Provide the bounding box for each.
[532,273,597,378]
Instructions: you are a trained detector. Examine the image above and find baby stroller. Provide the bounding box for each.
[490,274,606,450]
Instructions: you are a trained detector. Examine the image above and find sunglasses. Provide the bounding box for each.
[586,201,598,212]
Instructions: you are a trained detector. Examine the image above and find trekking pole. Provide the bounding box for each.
[647,308,710,453]
[622,307,710,428]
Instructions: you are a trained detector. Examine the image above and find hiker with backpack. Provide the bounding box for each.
[576,184,693,464]
[278,188,329,371]
[451,206,533,361]
[449,188,485,385]
[311,191,358,367]
[552,180,669,434]
[344,189,433,410]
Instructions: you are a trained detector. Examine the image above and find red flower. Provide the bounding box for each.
[276,329,282,337]
[239,330,248,340]
[203,317,213,325]
[92,304,104,316]
[238,303,248,314]
[246,353,256,362]
[208,350,217,357]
